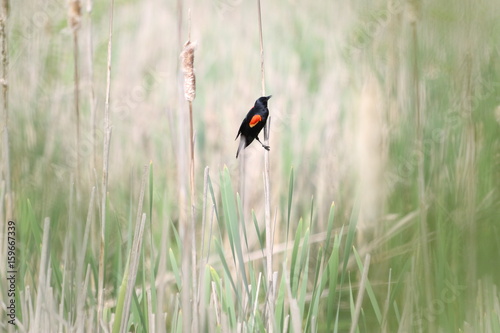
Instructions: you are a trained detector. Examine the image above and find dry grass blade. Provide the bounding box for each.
[284,263,301,333]
[135,165,149,233]
[76,186,95,288]
[349,253,371,333]
[98,128,111,330]
[76,264,92,331]
[33,218,51,332]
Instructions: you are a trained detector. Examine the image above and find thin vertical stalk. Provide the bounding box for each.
[188,99,198,332]
[86,0,97,172]
[68,0,82,179]
[176,1,190,331]
[180,11,197,331]
[257,0,266,95]
[257,0,274,329]
[73,31,80,179]
[187,20,197,324]
[98,0,115,329]
[349,254,371,333]
[197,166,210,332]
[178,74,190,333]
[34,218,51,331]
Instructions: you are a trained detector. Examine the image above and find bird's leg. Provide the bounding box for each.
[256,137,270,151]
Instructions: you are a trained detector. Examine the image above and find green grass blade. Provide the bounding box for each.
[112,262,129,333]
[286,166,294,242]
[274,273,287,332]
[209,265,222,297]
[149,161,154,243]
[169,248,182,291]
[327,228,343,331]
[309,196,314,230]
[207,172,221,226]
[290,218,303,294]
[220,166,250,298]
[341,201,359,287]
[252,210,264,252]
[348,274,356,332]
[223,270,237,328]
[214,238,239,299]
[237,192,250,253]
[324,202,336,254]
[305,246,324,332]
[132,291,148,332]
[297,228,311,316]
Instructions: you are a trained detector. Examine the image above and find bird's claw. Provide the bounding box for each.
[263,145,270,151]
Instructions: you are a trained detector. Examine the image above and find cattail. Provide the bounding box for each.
[181,40,196,102]
[68,0,81,31]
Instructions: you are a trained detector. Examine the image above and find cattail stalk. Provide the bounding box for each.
[180,17,197,331]
[176,2,189,330]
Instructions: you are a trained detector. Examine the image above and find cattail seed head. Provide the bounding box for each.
[68,0,81,31]
[181,40,196,102]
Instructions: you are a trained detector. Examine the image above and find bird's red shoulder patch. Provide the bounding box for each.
[249,114,262,128]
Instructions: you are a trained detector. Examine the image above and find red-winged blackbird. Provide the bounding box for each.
[235,95,272,158]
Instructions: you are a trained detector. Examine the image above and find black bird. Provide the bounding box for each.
[235,95,272,158]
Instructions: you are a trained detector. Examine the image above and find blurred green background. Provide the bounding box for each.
[2,0,500,331]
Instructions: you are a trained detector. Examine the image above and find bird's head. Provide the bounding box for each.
[256,95,272,107]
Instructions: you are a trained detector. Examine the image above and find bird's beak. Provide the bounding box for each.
[266,95,272,100]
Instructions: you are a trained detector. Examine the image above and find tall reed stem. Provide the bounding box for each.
[176,2,190,330]
[86,0,97,172]
[73,39,80,179]
[181,13,197,330]
[98,0,115,329]
[257,0,274,329]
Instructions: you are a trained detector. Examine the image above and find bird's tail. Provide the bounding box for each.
[236,136,246,158]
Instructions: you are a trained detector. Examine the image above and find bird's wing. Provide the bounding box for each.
[248,114,262,128]
[235,119,245,140]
